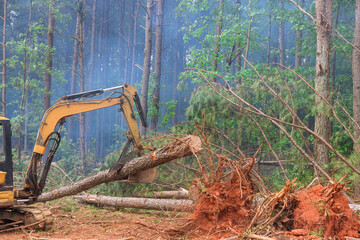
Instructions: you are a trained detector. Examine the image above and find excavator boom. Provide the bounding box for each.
[15,84,154,201]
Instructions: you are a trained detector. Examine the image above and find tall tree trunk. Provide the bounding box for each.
[243,0,252,70]
[18,0,33,162]
[124,2,133,83]
[235,0,242,83]
[69,14,80,141]
[150,0,165,132]
[2,0,7,116]
[130,0,139,85]
[314,0,333,167]
[353,0,360,147]
[79,0,86,176]
[172,18,180,126]
[96,2,104,158]
[279,0,285,67]
[329,4,340,142]
[295,0,304,68]
[267,11,271,66]
[89,0,97,90]
[211,0,224,82]
[44,0,55,112]
[140,0,153,136]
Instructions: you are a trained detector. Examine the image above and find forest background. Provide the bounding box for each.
[1,0,360,196]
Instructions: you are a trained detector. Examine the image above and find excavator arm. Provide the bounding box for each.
[16,84,154,201]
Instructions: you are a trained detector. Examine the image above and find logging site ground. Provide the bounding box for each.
[0,198,187,240]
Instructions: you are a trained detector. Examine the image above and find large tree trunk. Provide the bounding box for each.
[140,0,153,136]
[44,0,55,112]
[130,0,139,85]
[2,0,6,117]
[295,0,304,68]
[150,0,165,131]
[279,0,285,67]
[88,0,97,90]
[68,14,80,141]
[353,0,360,147]
[78,195,193,211]
[18,0,33,162]
[124,2,133,83]
[266,11,271,66]
[243,0,252,70]
[79,0,86,176]
[37,135,202,202]
[211,0,224,82]
[314,0,333,167]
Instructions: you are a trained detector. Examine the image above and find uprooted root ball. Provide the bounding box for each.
[184,156,256,239]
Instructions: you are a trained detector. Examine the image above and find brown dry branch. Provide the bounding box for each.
[194,67,333,181]
[288,0,360,54]
[37,135,202,202]
[195,62,360,180]
[278,63,360,153]
[245,112,289,181]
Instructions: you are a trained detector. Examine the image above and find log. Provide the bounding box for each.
[37,135,202,202]
[77,194,194,211]
[154,190,188,199]
[134,189,189,199]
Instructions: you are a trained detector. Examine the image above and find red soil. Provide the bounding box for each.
[185,156,255,239]
[292,184,360,239]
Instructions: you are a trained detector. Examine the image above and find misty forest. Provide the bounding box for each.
[2,0,360,238]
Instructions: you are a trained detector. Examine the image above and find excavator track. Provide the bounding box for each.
[0,205,53,231]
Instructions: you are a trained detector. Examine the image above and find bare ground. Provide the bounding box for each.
[0,197,187,240]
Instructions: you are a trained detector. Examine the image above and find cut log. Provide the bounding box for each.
[77,194,193,211]
[37,135,202,202]
[134,189,189,199]
[154,190,188,199]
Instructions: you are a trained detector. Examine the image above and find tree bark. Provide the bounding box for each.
[44,0,55,112]
[150,0,165,131]
[279,0,285,67]
[124,2,133,83]
[211,0,224,82]
[314,0,333,167]
[2,0,6,117]
[134,190,188,199]
[354,0,360,146]
[68,13,80,141]
[37,135,202,202]
[130,0,139,85]
[79,0,86,176]
[140,0,153,136]
[243,0,252,70]
[78,194,193,211]
[295,0,304,68]
[88,0,97,90]
[266,11,271,66]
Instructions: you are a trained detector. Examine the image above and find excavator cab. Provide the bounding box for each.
[0,117,14,207]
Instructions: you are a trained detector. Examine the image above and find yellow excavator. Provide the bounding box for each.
[0,84,155,230]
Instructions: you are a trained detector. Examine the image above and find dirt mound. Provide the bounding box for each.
[183,156,255,239]
[181,153,360,239]
[290,184,360,239]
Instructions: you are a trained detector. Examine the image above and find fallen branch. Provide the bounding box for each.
[37,135,202,202]
[78,194,193,211]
